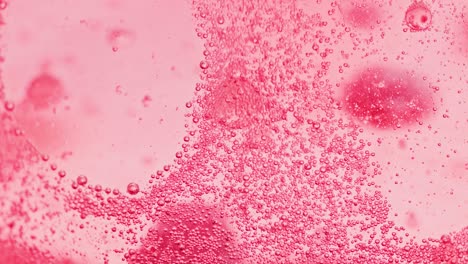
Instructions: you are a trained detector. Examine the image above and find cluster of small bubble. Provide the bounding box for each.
[0,103,80,262]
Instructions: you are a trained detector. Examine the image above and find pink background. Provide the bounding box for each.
[0,0,466,262]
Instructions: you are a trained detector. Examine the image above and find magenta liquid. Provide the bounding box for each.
[0,0,467,263]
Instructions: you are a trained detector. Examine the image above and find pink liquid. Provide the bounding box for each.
[0,0,467,263]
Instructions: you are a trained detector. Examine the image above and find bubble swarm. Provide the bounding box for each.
[0,0,466,264]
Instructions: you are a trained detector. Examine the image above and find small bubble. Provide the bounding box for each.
[4,101,14,111]
[77,175,88,186]
[199,61,209,69]
[58,170,67,178]
[41,154,50,162]
[127,182,140,195]
[0,1,7,10]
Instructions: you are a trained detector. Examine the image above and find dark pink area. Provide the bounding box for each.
[127,203,239,264]
[343,66,432,129]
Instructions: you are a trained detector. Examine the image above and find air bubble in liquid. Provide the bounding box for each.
[127,182,140,195]
[4,100,14,111]
[405,1,432,31]
[76,175,88,186]
[25,73,64,110]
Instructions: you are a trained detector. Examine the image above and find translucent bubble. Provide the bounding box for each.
[3,101,14,111]
[199,60,209,69]
[127,182,140,195]
[26,73,64,110]
[405,2,432,31]
[76,175,88,186]
[0,1,7,10]
[58,170,66,178]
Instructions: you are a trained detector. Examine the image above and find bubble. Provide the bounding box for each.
[3,100,14,111]
[76,175,88,186]
[58,170,66,178]
[25,73,64,110]
[405,2,432,31]
[127,182,140,195]
[199,60,209,69]
[0,1,7,10]
[41,154,50,161]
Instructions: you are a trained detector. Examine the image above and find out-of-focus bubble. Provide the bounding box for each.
[25,73,64,110]
[4,100,14,111]
[107,28,135,52]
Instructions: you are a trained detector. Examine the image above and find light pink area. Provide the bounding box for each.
[1,0,202,192]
